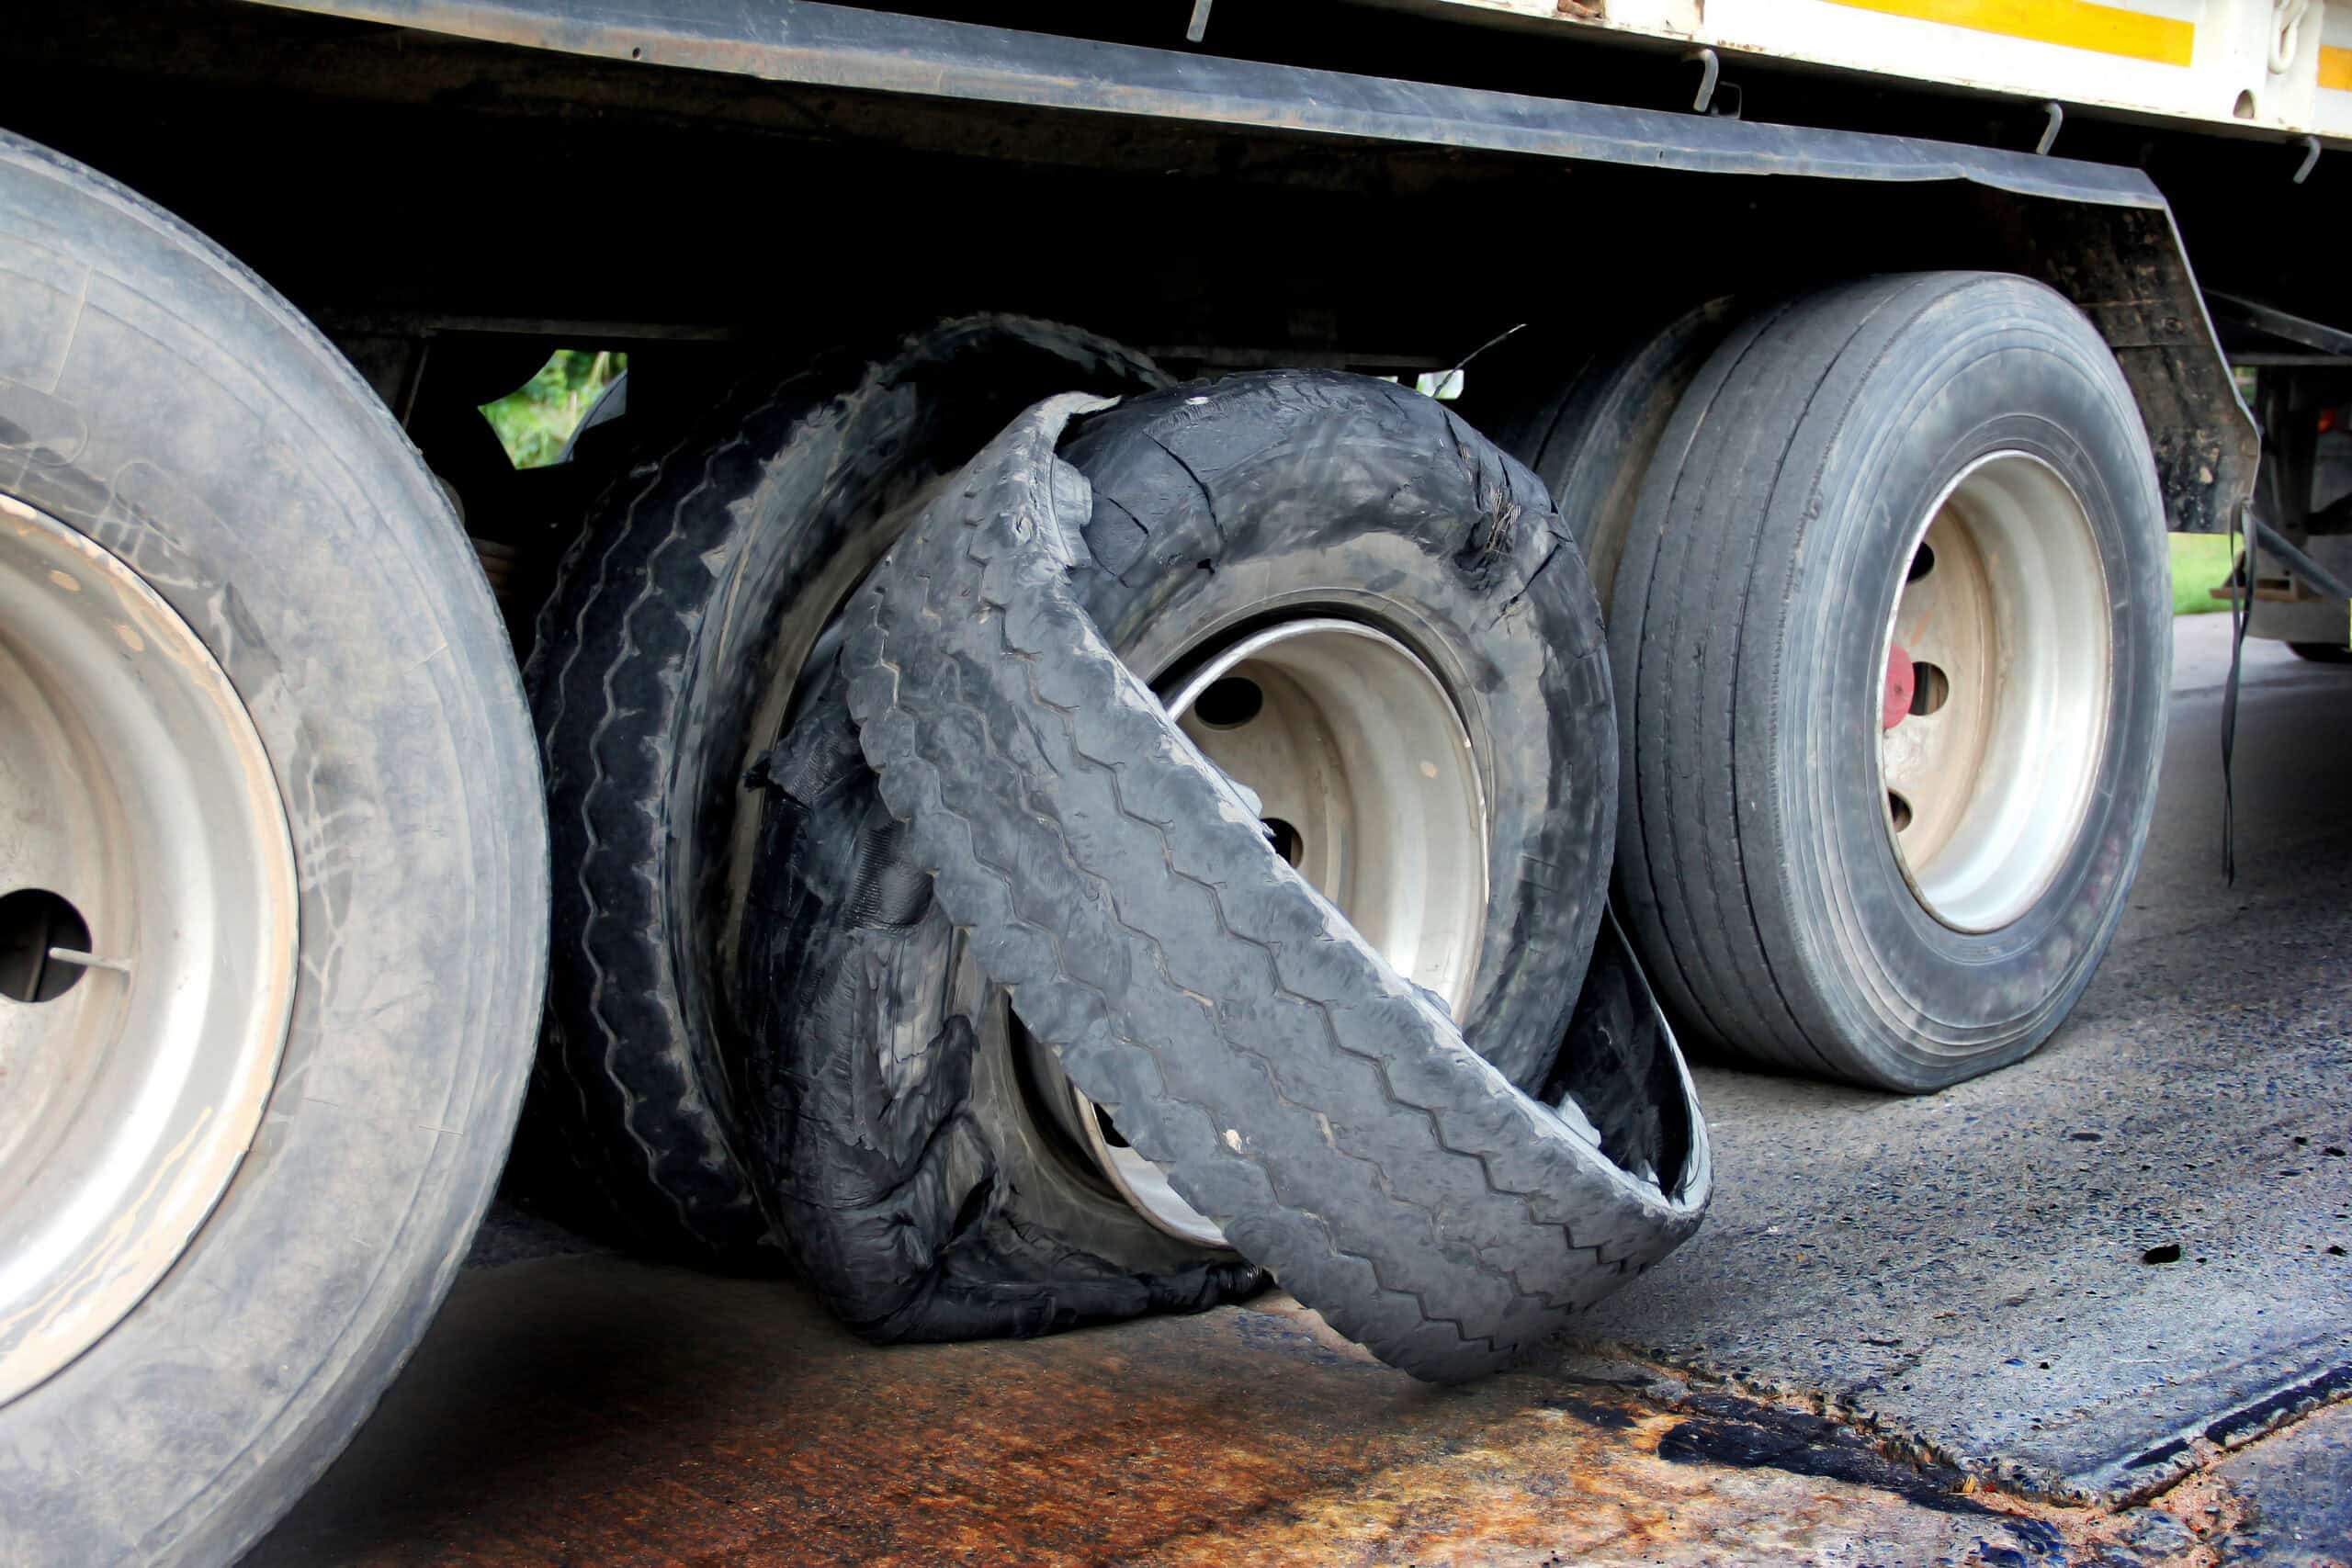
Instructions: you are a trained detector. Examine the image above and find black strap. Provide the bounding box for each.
[2221,507,2251,885]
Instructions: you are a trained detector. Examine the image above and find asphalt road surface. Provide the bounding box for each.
[252,615,2350,1568]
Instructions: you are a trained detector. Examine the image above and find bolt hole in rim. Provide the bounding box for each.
[1909,661,1950,717]
[0,889,95,1003]
[0,495,298,1405]
[1023,616,1490,1247]
[1876,451,2112,933]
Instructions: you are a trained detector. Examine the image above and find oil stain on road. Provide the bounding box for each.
[249,1255,2245,1567]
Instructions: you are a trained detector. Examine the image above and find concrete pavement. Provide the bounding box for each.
[251,615,2352,1566]
[1573,613,2352,1506]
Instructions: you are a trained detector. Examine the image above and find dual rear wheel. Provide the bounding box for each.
[521,338,1676,1350]
[1495,273,2168,1091]
[535,274,2170,1347]
[0,114,2172,1554]
[733,370,1651,1344]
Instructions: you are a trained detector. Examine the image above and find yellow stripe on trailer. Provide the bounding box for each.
[1821,0,2194,66]
[2321,45,2352,93]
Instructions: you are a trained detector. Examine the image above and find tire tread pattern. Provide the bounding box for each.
[842,395,1710,1381]
[523,319,1165,1258]
[1608,274,2168,1086]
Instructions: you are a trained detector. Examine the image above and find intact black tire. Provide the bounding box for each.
[1610,273,2170,1091]
[742,370,1622,1341]
[0,134,545,1563]
[838,391,1712,1382]
[1463,299,1735,615]
[522,318,1164,1258]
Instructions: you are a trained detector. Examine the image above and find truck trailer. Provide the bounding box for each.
[0,2,2343,1560]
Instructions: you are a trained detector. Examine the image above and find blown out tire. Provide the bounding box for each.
[1463,298,1734,615]
[0,134,545,1562]
[1610,273,2169,1091]
[520,318,1163,1258]
[742,371,1624,1341]
[833,391,1711,1381]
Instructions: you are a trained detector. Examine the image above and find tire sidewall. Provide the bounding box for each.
[1769,284,2169,1086]
[963,979,1230,1272]
[1483,299,1736,615]
[681,326,1170,1134]
[757,372,1619,1289]
[1064,373,1616,1091]
[0,135,544,1564]
[523,319,1166,1256]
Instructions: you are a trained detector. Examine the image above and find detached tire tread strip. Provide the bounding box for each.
[741,687,1267,1341]
[842,395,1710,1381]
[523,318,1165,1258]
[741,368,1620,1343]
[1061,373,1619,1094]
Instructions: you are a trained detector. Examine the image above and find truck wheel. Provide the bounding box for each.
[522,318,1163,1258]
[1611,273,2169,1091]
[835,389,1709,1381]
[0,134,545,1562]
[744,372,1623,1339]
[741,685,1269,1339]
[1464,299,1734,614]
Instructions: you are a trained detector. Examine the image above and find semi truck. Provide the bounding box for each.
[1,1,2344,1561]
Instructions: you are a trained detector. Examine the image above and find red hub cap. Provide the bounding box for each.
[1882,642,1915,731]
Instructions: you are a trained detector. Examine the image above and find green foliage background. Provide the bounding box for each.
[2169,533,2233,616]
[472,352,2240,621]
[481,349,627,468]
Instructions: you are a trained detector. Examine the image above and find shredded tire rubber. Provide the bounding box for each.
[741,683,1268,1340]
[840,394,1713,1381]
[518,318,1166,1260]
[742,367,1619,1344]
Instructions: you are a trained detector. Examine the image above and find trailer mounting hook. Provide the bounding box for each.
[2291,135,2320,185]
[2035,101,2063,155]
[1682,48,1740,118]
[1686,48,1718,114]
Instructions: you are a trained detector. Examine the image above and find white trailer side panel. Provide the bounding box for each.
[1419,0,2352,145]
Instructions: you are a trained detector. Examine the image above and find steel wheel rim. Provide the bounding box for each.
[1875,452,2113,933]
[1027,616,1489,1247]
[0,495,298,1405]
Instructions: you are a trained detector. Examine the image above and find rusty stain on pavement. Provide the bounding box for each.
[248,1255,2234,1567]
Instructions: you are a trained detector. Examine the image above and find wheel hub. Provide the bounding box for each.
[1028,616,1489,1248]
[1876,453,2112,932]
[0,495,298,1404]
[1881,640,1916,731]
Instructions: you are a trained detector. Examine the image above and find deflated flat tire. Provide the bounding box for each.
[741,371,1629,1342]
[835,391,1712,1381]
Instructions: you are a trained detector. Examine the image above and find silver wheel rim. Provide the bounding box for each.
[0,495,298,1405]
[1876,452,2112,933]
[1027,617,1488,1247]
